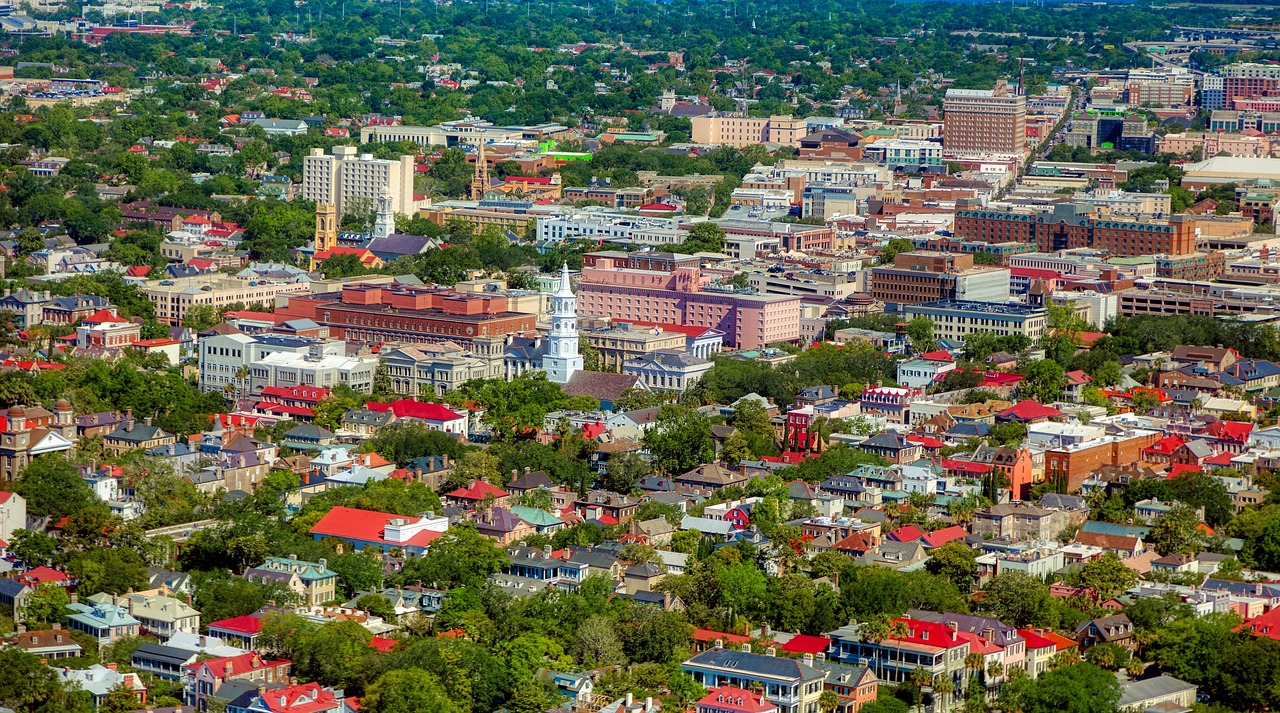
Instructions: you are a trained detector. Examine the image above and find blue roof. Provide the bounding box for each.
[1081,521,1151,539]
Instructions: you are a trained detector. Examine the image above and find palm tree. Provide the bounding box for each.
[889,619,912,685]
[861,615,891,682]
[819,690,840,713]
[910,667,932,711]
[964,653,984,679]
[1125,656,1145,678]
[235,365,251,400]
[986,659,1004,690]
[933,674,955,711]
[950,497,978,527]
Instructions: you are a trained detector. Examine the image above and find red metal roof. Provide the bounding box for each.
[940,458,994,474]
[998,400,1065,421]
[310,506,445,548]
[365,399,465,423]
[696,688,778,713]
[779,633,830,654]
[613,319,716,338]
[446,480,510,501]
[206,615,263,635]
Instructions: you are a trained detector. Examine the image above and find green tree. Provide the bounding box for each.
[22,582,70,625]
[1020,359,1065,404]
[1150,503,1202,556]
[977,571,1058,628]
[643,404,715,474]
[331,550,385,597]
[924,541,978,592]
[1069,553,1138,601]
[906,317,938,354]
[9,529,57,566]
[395,523,508,589]
[16,456,106,520]
[361,668,466,713]
[181,304,222,331]
[0,647,94,713]
[1010,663,1120,713]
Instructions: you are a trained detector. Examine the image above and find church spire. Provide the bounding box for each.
[542,261,582,384]
[469,141,489,201]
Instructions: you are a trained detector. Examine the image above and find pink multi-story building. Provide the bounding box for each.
[576,252,801,349]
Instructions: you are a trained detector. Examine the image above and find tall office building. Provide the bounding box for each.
[302,146,415,217]
[943,81,1027,155]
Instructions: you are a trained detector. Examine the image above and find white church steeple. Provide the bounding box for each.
[542,262,583,384]
[371,187,395,241]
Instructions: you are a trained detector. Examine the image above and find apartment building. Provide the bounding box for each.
[868,251,1011,307]
[682,646,827,713]
[954,203,1197,257]
[575,252,801,349]
[943,82,1027,154]
[691,114,809,148]
[142,276,310,326]
[903,300,1047,342]
[302,145,416,216]
[1045,429,1162,492]
[1157,132,1276,158]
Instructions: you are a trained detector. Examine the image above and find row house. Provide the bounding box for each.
[828,619,970,695]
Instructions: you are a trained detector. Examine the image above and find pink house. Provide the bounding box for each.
[575,251,801,349]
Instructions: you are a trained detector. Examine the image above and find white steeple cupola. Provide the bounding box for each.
[542,262,583,384]
[371,188,395,241]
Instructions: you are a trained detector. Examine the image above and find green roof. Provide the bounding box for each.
[511,505,563,527]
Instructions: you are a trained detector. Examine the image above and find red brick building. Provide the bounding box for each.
[276,283,536,346]
[954,204,1197,257]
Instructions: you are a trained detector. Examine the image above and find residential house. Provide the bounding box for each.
[1074,614,1135,650]
[309,506,448,557]
[676,463,749,493]
[132,643,199,681]
[244,556,338,606]
[54,663,146,709]
[695,686,779,713]
[810,660,878,713]
[474,507,536,545]
[972,504,1069,541]
[682,646,828,713]
[183,652,291,709]
[444,479,510,510]
[236,681,345,713]
[123,592,201,638]
[67,597,142,644]
[12,626,82,659]
[1117,675,1197,712]
[858,432,922,465]
[104,416,176,457]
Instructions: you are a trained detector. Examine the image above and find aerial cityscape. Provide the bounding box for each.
[6,0,1280,712]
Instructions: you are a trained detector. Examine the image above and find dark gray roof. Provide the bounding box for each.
[685,647,825,681]
[367,233,436,257]
[132,643,196,666]
[108,422,171,443]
